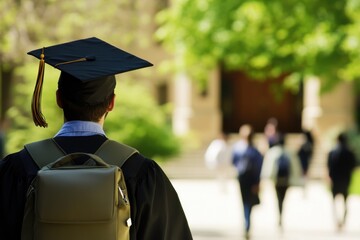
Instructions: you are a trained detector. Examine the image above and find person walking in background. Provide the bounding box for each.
[297,130,314,196]
[232,124,263,239]
[264,117,280,149]
[327,132,357,230]
[205,132,231,170]
[298,130,314,176]
[261,133,302,229]
[204,132,232,191]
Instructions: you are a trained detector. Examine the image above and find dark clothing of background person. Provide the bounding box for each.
[232,141,263,237]
[272,147,291,227]
[328,139,356,197]
[0,135,193,240]
[233,147,263,205]
[327,133,357,229]
[297,130,314,175]
[275,176,289,226]
[261,132,302,228]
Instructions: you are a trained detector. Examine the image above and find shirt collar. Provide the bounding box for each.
[54,120,106,137]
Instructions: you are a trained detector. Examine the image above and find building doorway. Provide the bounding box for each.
[221,71,303,133]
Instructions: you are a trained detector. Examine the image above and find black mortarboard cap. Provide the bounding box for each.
[27,37,153,127]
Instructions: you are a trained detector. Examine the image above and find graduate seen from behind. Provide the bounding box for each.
[0,37,193,240]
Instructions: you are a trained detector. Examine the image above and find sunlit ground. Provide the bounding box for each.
[172,179,360,240]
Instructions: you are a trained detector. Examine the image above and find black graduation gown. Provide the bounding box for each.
[0,135,193,240]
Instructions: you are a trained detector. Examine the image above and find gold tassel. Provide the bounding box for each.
[31,48,48,127]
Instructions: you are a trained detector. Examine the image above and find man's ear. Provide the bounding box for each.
[56,90,63,108]
[107,94,116,112]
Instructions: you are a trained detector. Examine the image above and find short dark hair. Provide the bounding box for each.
[338,132,347,146]
[60,93,114,122]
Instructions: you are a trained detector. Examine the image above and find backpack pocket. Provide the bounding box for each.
[22,153,131,240]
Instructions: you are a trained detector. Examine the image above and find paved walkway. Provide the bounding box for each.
[171,179,360,240]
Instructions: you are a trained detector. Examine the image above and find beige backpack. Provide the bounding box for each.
[21,139,137,240]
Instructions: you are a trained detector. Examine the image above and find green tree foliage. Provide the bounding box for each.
[343,0,360,88]
[106,80,180,160]
[6,64,62,153]
[156,0,359,92]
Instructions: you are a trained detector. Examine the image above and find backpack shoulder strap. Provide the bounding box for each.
[24,139,65,168]
[25,138,138,169]
[95,140,138,167]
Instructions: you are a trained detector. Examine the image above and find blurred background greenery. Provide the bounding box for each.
[349,168,360,194]
[3,0,360,163]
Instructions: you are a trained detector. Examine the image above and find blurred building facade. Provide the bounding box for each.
[168,70,355,179]
[139,1,356,179]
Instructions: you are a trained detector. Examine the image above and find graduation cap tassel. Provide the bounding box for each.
[31,48,48,128]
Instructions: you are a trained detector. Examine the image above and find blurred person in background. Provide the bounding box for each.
[204,132,232,192]
[261,133,302,230]
[297,130,314,177]
[297,130,314,196]
[264,117,280,149]
[232,124,263,239]
[327,132,357,230]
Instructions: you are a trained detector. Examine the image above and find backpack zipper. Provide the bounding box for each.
[118,186,129,205]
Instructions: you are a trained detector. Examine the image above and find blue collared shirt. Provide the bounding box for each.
[54,121,106,137]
